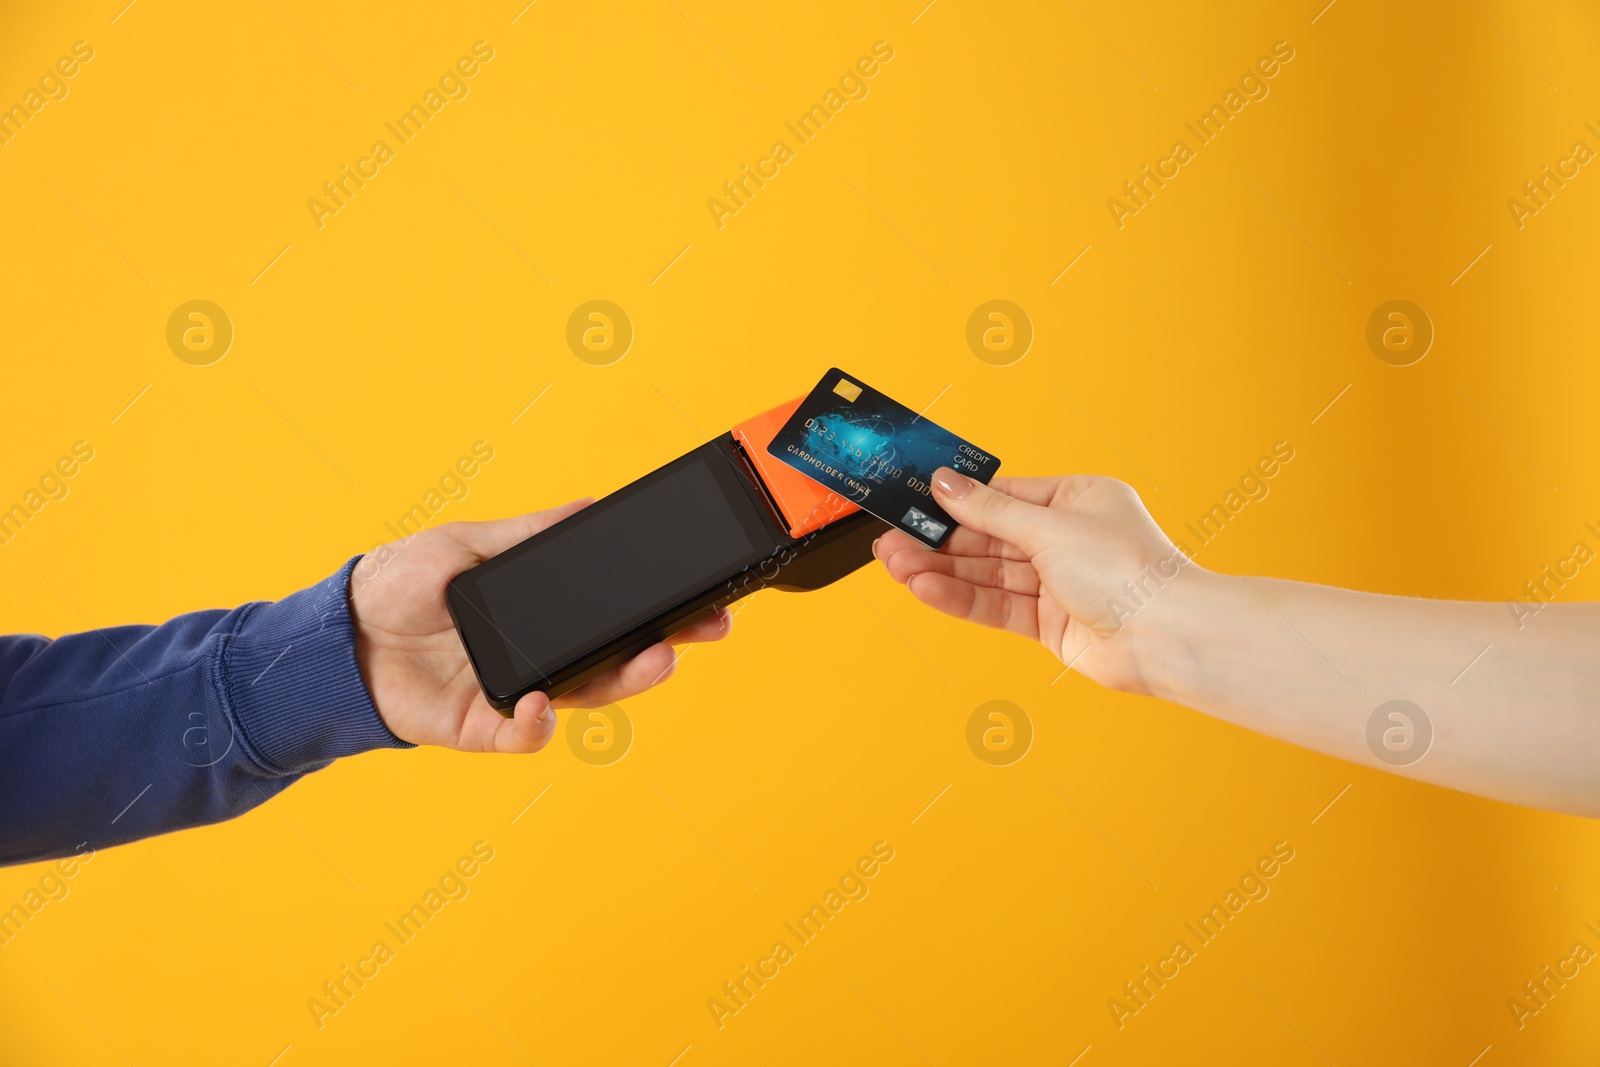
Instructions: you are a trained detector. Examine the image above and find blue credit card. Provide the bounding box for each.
[765,369,1001,548]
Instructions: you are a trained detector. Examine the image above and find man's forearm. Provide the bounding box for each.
[0,557,411,867]
[1139,570,1600,816]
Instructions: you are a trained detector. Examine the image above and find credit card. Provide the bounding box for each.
[765,368,1001,548]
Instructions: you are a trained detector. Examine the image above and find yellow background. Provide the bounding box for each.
[3,0,1600,1063]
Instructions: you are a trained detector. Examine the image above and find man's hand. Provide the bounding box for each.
[349,499,732,754]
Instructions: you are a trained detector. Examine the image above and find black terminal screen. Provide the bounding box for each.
[463,452,775,689]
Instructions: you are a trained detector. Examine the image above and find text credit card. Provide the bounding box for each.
[765,368,1001,548]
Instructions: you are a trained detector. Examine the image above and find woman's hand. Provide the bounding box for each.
[350,499,732,755]
[877,468,1600,818]
[873,469,1201,694]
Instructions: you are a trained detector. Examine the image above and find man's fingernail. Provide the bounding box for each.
[871,536,883,558]
[536,702,553,723]
[932,467,974,500]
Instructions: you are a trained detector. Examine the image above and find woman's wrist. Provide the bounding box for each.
[1120,565,1245,705]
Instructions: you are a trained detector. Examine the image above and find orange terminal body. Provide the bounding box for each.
[731,396,863,538]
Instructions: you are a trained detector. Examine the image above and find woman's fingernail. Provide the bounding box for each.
[932,467,973,500]
[871,536,883,558]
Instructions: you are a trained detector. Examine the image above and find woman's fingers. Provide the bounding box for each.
[987,475,1073,505]
[902,571,1041,641]
[877,539,1040,595]
[874,526,1032,562]
[928,469,1060,557]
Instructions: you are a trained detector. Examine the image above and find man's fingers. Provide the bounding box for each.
[930,468,1057,555]
[553,642,679,709]
[548,609,725,709]
[903,572,1041,642]
[455,498,595,561]
[877,539,1040,595]
[665,607,733,645]
[493,690,558,754]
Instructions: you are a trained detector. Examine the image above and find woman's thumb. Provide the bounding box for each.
[930,468,1052,554]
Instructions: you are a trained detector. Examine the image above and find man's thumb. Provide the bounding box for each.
[930,468,1051,553]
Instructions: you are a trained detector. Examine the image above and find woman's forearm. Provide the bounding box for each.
[888,471,1600,817]
[1141,570,1600,816]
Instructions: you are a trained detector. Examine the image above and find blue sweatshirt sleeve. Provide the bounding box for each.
[0,557,413,867]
